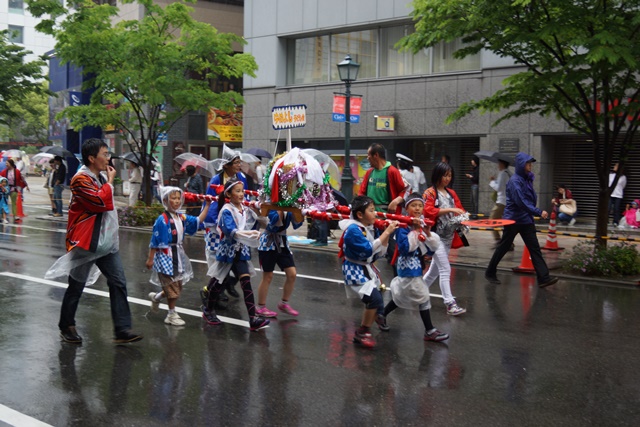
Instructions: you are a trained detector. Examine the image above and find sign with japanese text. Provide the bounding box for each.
[272,104,307,130]
[208,106,243,142]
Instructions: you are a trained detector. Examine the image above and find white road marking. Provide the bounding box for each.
[1,224,67,233]
[0,272,252,329]
[0,403,53,427]
[0,231,26,238]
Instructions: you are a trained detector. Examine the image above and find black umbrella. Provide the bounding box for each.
[331,188,349,206]
[244,147,273,159]
[116,151,145,165]
[40,145,74,158]
[474,150,514,166]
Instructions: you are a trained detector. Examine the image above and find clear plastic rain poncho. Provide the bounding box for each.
[45,166,120,285]
[148,186,195,287]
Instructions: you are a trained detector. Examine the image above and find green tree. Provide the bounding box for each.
[0,29,48,130]
[27,0,258,204]
[400,0,640,246]
[0,82,49,144]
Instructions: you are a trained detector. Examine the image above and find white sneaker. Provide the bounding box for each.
[148,292,160,313]
[568,218,576,226]
[164,312,186,326]
[2,219,8,224]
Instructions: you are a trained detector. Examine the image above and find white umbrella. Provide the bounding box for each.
[174,152,216,178]
[32,153,55,165]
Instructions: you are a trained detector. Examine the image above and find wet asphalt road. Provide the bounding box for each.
[1,211,640,426]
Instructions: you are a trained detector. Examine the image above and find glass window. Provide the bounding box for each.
[379,26,430,77]
[285,25,479,85]
[287,36,330,85]
[330,30,377,81]
[432,39,480,73]
[8,25,24,44]
[9,0,24,13]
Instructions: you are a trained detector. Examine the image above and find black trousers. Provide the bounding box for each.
[486,223,551,285]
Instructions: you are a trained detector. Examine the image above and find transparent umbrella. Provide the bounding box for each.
[31,153,55,165]
[174,153,216,178]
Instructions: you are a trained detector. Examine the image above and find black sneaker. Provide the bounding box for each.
[376,314,390,332]
[249,316,270,331]
[60,326,82,344]
[113,330,143,344]
[485,274,501,284]
[539,276,559,288]
[424,329,449,342]
[202,306,222,325]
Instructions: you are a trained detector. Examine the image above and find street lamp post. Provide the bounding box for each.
[337,54,360,202]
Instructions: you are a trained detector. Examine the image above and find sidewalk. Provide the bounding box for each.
[23,175,640,287]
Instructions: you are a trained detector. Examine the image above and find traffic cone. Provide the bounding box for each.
[542,210,564,251]
[512,246,536,274]
[15,193,26,218]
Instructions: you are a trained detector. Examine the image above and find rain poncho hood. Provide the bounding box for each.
[161,186,185,213]
[503,152,542,224]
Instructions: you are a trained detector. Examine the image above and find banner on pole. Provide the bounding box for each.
[332,95,362,123]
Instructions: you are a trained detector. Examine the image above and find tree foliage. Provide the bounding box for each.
[0,82,49,144]
[0,29,48,128]
[27,0,258,204]
[400,0,640,245]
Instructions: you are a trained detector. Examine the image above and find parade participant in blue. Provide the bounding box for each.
[338,195,398,348]
[202,144,249,301]
[201,178,270,331]
[256,209,304,318]
[146,186,212,326]
[380,193,449,342]
[485,152,559,288]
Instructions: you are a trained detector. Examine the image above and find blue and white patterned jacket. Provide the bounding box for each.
[257,210,303,252]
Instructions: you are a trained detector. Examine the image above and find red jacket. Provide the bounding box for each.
[423,186,466,249]
[359,164,406,214]
[0,168,27,192]
[66,171,115,252]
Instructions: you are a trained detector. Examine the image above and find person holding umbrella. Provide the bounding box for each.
[488,158,513,249]
[52,156,67,216]
[127,159,142,207]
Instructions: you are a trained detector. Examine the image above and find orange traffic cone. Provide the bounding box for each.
[512,246,536,274]
[15,193,26,218]
[542,210,564,251]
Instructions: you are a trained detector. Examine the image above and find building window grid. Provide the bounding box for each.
[288,25,480,85]
[9,0,24,13]
[8,25,24,44]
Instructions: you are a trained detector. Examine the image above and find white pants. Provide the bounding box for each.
[129,182,141,206]
[423,243,454,305]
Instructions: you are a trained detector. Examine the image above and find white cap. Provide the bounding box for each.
[396,153,413,162]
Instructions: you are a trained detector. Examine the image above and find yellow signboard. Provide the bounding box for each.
[208,107,243,142]
[375,115,395,132]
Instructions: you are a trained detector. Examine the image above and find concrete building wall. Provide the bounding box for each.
[0,1,56,64]
[242,0,577,213]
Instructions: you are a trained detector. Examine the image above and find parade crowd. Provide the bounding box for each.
[2,141,628,348]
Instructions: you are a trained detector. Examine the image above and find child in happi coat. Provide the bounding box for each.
[146,187,211,326]
[381,193,449,342]
[0,177,9,224]
[339,195,398,348]
[256,209,304,318]
[201,178,269,331]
